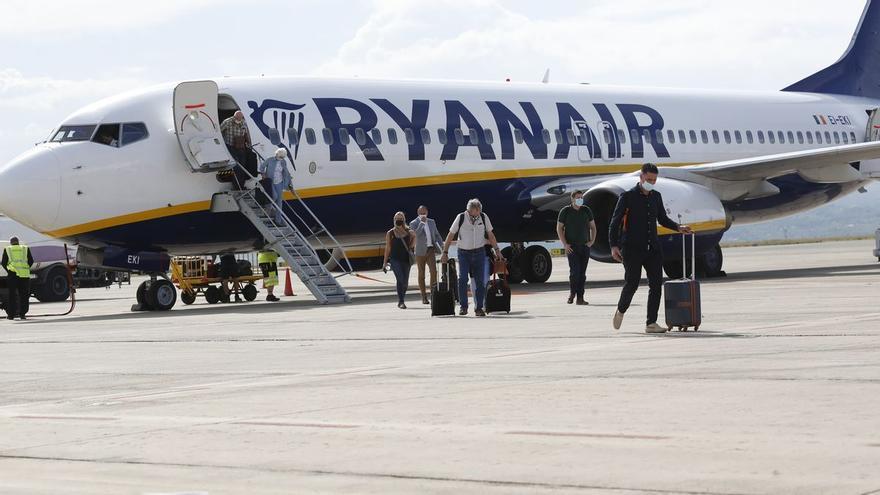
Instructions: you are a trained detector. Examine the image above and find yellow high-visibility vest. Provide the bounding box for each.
[4,245,30,278]
[258,250,278,264]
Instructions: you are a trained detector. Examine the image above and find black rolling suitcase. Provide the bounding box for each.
[485,275,511,314]
[664,233,702,331]
[441,258,459,303]
[431,261,456,316]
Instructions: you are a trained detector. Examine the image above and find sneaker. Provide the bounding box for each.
[266,294,279,302]
[474,308,486,317]
[459,308,468,316]
[576,298,589,306]
[645,323,667,334]
[422,297,430,305]
[612,310,624,330]
[567,294,575,304]
[398,302,407,309]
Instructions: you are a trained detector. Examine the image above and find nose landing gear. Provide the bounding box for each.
[133,276,177,311]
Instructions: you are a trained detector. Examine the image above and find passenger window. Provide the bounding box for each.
[700,130,708,144]
[643,129,652,144]
[469,128,479,144]
[833,131,840,144]
[288,128,298,146]
[655,129,663,144]
[322,128,334,145]
[678,130,686,143]
[92,123,120,147]
[815,131,823,144]
[405,128,416,145]
[734,130,742,144]
[370,128,382,145]
[542,129,551,144]
[688,130,697,144]
[603,128,612,144]
[806,132,813,144]
[841,132,848,144]
[566,129,577,145]
[767,131,775,144]
[484,129,495,144]
[757,131,765,144]
[823,131,831,143]
[121,123,148,146]
[513,128,524,144]
[667,130,676,144]
[796,131,804,144]
[631,129,640,144]
[617,128,627,144]
[787,131,795,143]
[746,130,753,144]
[354,128,367,146]
[338,128,351,145]
[778,131,785,143]
[305,128,316,145]
[554,129,564,143]
[851,131,857,142]
[723,130,731,144]
[420,128,432,144]
[454,128,464,145]
[388,128,398,145]
[578,128,589,145]
[437,128,448,144]
[711,130,720,144]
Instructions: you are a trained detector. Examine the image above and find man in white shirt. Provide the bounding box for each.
[441,199,504,317]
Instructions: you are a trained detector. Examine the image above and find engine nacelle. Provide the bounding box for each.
[585,176,729,262]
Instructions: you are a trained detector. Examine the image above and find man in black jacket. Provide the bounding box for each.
[608,163,692,333]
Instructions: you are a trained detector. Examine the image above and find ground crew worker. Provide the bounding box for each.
[258,249,281,302]
[1,237,34,320]
[608,163,692,333]
[258,148,292,224]
[557,190,597,305]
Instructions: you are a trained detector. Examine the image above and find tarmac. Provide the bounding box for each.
[0,239,878,495]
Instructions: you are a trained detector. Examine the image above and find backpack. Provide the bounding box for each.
[453,212,489,241]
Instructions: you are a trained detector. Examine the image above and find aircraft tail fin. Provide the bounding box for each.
[783,0,880,98]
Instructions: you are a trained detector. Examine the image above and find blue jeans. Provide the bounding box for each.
[458,248,487,311]
[270,182,285,224]
[390,258,411,304]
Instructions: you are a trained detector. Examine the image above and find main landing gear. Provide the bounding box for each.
[502,243,553,284]
[133,275,178,312]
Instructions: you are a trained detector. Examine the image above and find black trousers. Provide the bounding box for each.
[567,244,590,298]
[616,247,663,325]
[6,275,30,318]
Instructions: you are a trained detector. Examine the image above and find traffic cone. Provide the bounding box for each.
[284,267,295,296]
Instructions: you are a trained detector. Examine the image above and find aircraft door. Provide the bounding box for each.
[863,108,880,178]
[573,121,594,163]
[597,120,618,162]
[173,80,235,172]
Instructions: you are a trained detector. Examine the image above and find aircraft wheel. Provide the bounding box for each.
[522,245,552,284]
[136,281,154,310]
[242,284,258,302]
[146,279,177,311]
[35,265,71,303]
[698,244,725,278]
[180,290,197,305]
[500,247,524,284]
[204,286,221,305]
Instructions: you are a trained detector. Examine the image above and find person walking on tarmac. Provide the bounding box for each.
[258,249,281,302]
[409,205,443,305]
[608,163,692,333]
[557,190,597,305]
[258,148,292,224]
[382,212,415,309]
[1,237,34,320]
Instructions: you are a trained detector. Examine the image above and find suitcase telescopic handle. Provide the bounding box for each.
[678,215,696,281]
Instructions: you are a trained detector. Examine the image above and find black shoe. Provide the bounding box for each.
[459,308,468,316]
[6,316,13,320]
[18,315,26,320]
[576,299,589,306]
[398,302,407,309]
[422,297,430,305]
[567,294,575,304]
[475,309,486,317]
[266,295,279,302]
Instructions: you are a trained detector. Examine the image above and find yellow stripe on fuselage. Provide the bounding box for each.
[43,162,696,239]
[658,219,727,235]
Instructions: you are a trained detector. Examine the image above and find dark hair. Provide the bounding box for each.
[569,190,584,199]
[641,163,659,174]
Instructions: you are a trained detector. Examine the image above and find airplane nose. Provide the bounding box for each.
[0,146,61,233]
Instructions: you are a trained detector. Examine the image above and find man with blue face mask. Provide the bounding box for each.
[557,190,596,305]
[609,163,692,333]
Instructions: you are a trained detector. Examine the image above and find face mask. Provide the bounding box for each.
[395,220,404,226]
[419,214,427,220]
[641,181,655,192]
[574,198,584,207]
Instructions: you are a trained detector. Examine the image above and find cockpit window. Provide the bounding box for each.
[122,123,149,146]
[50,125,96,142]
[92,124,120,147]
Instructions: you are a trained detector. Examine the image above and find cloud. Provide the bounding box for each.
[0,0,228,35]
[311,0,864,90]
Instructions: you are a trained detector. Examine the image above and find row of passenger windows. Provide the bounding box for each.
[289,126,859,147]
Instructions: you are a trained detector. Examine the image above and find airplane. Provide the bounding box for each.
[1,0,879,311]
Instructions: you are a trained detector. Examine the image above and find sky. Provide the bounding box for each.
[0,0,869,166]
